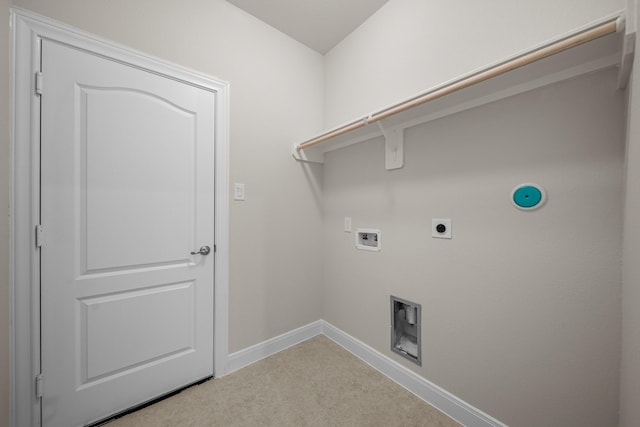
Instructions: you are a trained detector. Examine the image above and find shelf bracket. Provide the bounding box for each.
[292,142,325,164]
[617,34,635,89]
[376,122,404,170]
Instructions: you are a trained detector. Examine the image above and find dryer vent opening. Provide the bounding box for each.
[390,296,421,365]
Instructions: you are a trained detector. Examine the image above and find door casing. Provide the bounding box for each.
[10,9,230,427]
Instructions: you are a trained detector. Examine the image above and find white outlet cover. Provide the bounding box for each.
[344,217,352,232]
[432,218,452,239]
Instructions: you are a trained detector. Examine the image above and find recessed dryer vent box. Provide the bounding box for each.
[356,228,381,251]
[391,296,421,365]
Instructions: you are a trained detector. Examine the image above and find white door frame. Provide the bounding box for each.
[10,9,230,426]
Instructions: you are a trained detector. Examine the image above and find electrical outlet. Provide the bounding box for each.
[432,218,452,239]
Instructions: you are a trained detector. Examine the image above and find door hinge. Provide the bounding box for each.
[35,374,43,399]
[214,244,217,253]
[35,224,43,248]
[35,72,43,96]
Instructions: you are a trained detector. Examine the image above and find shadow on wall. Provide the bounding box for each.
[298,161,323,213]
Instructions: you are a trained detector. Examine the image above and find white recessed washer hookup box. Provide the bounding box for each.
[356,228,381,251]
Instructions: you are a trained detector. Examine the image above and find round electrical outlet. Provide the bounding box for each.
[432,218,452,239]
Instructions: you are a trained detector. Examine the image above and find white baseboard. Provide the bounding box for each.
[226,319,506,427]
[320,320,507,427]
[227,320,323,373]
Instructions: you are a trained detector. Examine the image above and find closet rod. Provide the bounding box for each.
[296,17,620,152]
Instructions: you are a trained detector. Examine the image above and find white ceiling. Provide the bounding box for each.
[227,0,390,54]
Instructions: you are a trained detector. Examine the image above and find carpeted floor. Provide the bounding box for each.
[106,335,462,426]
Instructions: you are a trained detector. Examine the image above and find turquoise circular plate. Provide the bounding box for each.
[512,184,546,210]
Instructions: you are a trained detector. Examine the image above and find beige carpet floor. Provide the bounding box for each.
[106,335,462,427]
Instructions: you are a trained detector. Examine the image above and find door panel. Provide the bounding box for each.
[40,39,215,427]
[79,281,195,383]
[81,86,196,271]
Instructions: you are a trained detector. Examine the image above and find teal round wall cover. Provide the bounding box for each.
[511,183,546,210]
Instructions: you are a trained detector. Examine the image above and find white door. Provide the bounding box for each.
[39,39,215,427]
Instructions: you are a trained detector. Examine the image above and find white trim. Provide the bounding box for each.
[10,9,230,426]
[213,48,231,380]
[320,321,506,427]
[11,10,43,426]
[227,321,323,374]
[226,320,506,427]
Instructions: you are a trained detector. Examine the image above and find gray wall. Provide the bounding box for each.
[321,1,627,424]
[621,2,640,425]
[321,69,624,426]
[324,0,624,128]
[1,1,635,426]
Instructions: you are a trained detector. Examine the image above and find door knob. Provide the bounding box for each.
[190,246,211,256]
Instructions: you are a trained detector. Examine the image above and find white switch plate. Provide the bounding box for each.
[432,218,452,239]
[344,217,352,232]
[234,183,245,201]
